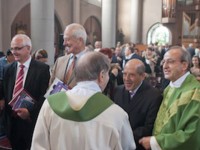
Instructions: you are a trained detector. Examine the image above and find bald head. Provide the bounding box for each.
[123,59,146,91]
[125,59,146,75]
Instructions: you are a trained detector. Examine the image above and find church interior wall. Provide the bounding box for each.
[117,0,132,43]
[142,0,162,44]
[55,0,72,30]
[1,0,167,52]
[80,1,101,25]
[1,0,29,52]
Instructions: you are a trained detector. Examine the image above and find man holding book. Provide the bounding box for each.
[0,34,50,150]
[50,23,88,89]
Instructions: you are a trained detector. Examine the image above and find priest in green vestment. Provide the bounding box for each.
[139,46,200,150]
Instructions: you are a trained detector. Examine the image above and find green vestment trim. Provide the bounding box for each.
[47,91,113,122]
[152,74,200,150]
[153,74,200,135]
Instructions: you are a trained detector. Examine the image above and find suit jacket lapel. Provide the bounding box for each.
[119,88,132,112]
[24,59,34,89]
[11,62,18,93]
[126,81,147,112]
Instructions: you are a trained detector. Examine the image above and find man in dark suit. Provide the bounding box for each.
[121,46,151,74]
[187,43,195,58]
[0,34,50,150]
[121,46,142,69]
[112,59,162,150]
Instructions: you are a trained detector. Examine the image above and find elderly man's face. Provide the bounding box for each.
[123,61,145,91]
[163,49,188,82]
[63,29,81,55]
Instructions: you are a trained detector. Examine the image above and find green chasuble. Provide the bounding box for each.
[153,74,200,150]
[47,91,113,122]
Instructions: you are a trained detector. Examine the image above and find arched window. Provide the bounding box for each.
[147,23,171,45]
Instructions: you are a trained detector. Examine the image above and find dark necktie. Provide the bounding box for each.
[129,91,135,99]
[13,65,24,97]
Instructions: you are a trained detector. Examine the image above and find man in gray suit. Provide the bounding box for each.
[50,23,87,88]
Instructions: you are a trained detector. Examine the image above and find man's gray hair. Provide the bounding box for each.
[136,61,146,75]
[65,23,87,44]
[75,52,110,82]
[12,34,32,50]
[169,46,191,70]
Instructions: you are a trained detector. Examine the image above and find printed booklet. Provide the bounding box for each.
[9,89,35,111]
[44,78,68,98]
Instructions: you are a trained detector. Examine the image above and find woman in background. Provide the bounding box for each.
[99,48,122,98]
[32,49,48,63]
[190,55,200,82]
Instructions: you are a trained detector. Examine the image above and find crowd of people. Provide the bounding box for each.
[0,23,200,150]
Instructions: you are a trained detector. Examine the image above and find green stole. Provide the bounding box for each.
[47,91,113,122]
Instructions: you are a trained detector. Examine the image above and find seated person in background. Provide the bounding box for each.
[99,48,123,98]
[94,41,102,52]
[190,55,200,82]
[0,49,15,137]
[191,69,200,82]
[0,49,15,80]
[190,55,200,74]
[112,59,162,150]
[32,49,48,63]
[31,52,136,150]
[142,47,158,77]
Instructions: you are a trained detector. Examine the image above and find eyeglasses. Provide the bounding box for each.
[10,46,26,51]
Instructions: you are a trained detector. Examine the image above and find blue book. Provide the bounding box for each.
[9,89,35,111]
[45,78,68,98]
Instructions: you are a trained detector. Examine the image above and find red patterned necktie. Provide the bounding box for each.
[13,64,25,97]
[64,56,76,83]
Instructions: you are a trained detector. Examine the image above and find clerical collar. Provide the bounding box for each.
[169,71,190,88]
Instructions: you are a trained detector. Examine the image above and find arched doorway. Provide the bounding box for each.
[11,3,63,61]
[147,23,171,46]
[84,16,101,46]
[11,4,30,37]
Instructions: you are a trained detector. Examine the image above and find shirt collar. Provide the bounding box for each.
[129,81,143,94]
[126,53,134,59]
[17,56,31,69]
[169,71,190,88]
[71,49,87,60]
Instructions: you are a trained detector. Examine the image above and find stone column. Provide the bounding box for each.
[130,0,143,43]
[73,0,80,23]
[102,0,116,48]
[31,0,54,65]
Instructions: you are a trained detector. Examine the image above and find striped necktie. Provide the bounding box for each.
[13,64,24,97]
[65,56,76,83]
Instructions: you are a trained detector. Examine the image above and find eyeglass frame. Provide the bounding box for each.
[10,46,27,51]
